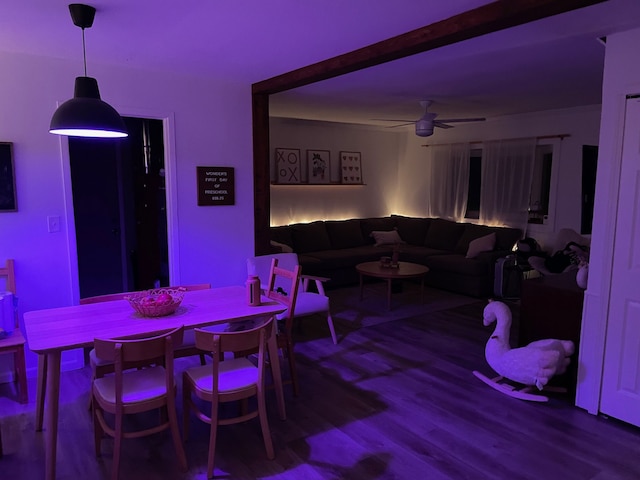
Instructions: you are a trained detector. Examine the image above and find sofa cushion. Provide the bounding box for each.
[325,219,365,249]
[370,229,404,246]
[270,225,294,249]
[360,217,396,244]
[392,215,431,246]
[424,219,465,251]
[291,221,332,253]
[466,233,496,258]
[455,223,494,254]
[305,246,393,269]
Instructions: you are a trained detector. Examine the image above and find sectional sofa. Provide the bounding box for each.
[270,215,522,297]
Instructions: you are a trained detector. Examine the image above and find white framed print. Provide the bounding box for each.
[307,150,330,184]
[275,148,301,184]
[340,151,363,184]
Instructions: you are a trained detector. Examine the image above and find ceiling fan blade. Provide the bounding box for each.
[385,122,415,128]
[436,117,486,123]
[371,118,415,123]
[433,122,454,129]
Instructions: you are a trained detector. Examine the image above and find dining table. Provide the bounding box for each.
[23,285,287,480]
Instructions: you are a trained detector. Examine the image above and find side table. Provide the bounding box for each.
[519,271,584,396]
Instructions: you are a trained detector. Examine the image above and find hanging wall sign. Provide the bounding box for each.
[197,166,235,206]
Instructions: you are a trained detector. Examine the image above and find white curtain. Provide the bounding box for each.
[426,143,470,221]
[479,138,536,230]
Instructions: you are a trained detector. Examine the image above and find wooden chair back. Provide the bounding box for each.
[0,259,16,295]
[194,316,273,359]
[265,257,301,332]
[94,326,184,365]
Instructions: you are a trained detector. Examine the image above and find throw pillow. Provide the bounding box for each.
[370,230,404,246]
[270,240,293,253]
[466,232,496,258]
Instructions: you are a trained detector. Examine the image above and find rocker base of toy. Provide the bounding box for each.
[472,371,567,402]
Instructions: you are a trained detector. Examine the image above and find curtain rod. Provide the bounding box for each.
[421,133,570,147]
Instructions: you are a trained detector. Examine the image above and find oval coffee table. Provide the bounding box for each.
[356,261,430,311]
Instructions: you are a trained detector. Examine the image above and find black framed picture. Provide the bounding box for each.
[0,142,17,212]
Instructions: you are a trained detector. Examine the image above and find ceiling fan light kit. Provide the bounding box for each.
[415,112,437,137]
[49,4,128,138]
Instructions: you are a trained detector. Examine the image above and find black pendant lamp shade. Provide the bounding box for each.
[49,4,127,138]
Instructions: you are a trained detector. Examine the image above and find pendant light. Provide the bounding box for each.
[49,4,127,138]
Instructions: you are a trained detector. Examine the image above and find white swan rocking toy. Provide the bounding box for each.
[472,300,575,402]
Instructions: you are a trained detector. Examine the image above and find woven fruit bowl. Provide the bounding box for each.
[125,287,186,317]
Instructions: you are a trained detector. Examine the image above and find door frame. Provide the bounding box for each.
[60,108,180,307]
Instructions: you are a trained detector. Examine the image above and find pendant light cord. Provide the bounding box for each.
[82,27,87,76]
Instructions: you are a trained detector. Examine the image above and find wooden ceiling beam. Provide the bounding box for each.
[253,0,608,95]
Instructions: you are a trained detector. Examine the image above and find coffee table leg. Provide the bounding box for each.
[387,279,392,310]
[359,273,364,301]
[421,276,425,303]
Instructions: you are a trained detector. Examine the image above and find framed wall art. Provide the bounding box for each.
[307,149,330,184]
[339,151,363,184]
[275,148,301,184]
[0,142,17,212]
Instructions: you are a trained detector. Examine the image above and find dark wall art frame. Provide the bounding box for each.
[0,142,17,212]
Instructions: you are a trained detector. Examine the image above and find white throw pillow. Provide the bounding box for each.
[370,230,403,246]
[466,232,496,258]
[270,240,294,253]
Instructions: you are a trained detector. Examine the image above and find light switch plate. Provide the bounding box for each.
[47,215,60,233]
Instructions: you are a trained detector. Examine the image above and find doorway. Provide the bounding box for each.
[69,117,169,298]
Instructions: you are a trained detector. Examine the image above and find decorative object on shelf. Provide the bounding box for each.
[197,166,235,206]
[275,148,301,184]
[49,4,127,138]
[473,300,575,402]
[125,287,186,317]
[0,143,17,212]
[340,151,362,184]
[307,150,330,184]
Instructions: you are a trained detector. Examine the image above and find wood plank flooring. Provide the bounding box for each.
[1,287,639,479]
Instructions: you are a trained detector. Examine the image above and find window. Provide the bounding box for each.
[464,149,482,219]
[528,144,553,224]
[463,144,555,224]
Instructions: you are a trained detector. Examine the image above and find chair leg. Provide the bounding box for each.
[92,400,103,457]
[112,409,123,480]
[14,345,28,404]
[166,403,188,472]
[326,312,338,345]
[207,399,220,479]
[285,339,299,397]
[182,375,191,442]
[256,384,274,460]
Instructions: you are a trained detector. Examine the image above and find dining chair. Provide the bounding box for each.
[260,257,303,396]
[0,259,28,404]
[92,325,188,479]
[247,253,337,344]
[182,316,276,478]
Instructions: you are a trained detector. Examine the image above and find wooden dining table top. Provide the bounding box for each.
[23,286,285,353]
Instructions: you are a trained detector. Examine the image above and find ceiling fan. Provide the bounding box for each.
[373,100,486,137]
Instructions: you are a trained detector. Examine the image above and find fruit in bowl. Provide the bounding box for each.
[126,288,185,317]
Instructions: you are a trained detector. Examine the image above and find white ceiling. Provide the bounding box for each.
[3,1,640,126]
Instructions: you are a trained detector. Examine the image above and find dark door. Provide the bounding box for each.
[581,145,598,235]
[69,117,168,298]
